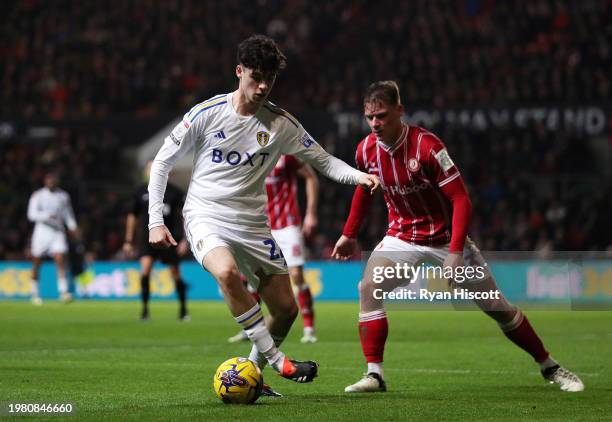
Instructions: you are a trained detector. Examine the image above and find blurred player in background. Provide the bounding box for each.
[27,172,79,304]
[333,81,584,393]
[123,160,189,321]
[229,155,319,343]
[147,34,379,390]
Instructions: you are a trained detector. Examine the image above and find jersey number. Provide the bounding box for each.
[263,239,284,260]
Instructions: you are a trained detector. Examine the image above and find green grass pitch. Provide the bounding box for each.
[1,301,610,421]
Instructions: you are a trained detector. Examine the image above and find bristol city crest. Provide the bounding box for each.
[256,131,270,147]
[408,158,421,172]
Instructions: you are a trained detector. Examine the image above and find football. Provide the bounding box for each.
[213,357,263,404]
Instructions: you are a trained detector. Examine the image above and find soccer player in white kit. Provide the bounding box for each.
[148,35,379,389]
[27,172,79,304]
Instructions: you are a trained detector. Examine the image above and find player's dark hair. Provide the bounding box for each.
[364,81,401,106]
[237,34,287,75]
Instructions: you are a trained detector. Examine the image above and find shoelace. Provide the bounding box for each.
[358,373,379,383]
[555,368,580,383]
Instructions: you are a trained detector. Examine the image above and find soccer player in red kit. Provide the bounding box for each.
[267,155,319,342]
[332,81,584,393]
[229,155,320,343]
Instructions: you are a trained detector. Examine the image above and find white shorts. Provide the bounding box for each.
[31,224,68,258]
[184,217,288,289]
[271,225,305,267]
[371,236,492,284]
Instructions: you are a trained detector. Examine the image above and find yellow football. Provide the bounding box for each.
[213,357,263,404]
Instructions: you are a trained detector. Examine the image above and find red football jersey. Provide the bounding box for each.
[266,155,302,229]
[355,124,462,246]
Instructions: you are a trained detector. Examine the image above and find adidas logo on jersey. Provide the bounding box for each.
[213,130,226,140]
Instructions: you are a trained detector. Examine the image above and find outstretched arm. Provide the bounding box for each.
[285,129,379,193]
[298,148,379,194]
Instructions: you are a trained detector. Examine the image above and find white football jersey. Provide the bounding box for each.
[148,92,364,230]
[27,187,77,232]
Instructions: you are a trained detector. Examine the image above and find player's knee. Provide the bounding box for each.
[358,278,375,297]
[216,267,242,289]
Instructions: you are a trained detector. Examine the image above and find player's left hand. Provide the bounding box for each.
[332,235,358,261]
[302,212,318,239]
[358,174,380,194]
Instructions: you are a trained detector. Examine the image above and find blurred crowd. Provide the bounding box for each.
[1,0,610,260]
[2,0,609,118]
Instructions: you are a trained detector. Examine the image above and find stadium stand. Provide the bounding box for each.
[1,0,609,259]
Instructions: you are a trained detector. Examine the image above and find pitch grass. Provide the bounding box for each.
[0,301,610,421]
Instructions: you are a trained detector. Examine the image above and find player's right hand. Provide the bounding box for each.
[358,174,380,195]
[149,225,178,249]
[331,235,357,261]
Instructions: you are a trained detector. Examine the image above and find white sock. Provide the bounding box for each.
[367,362,384,379]
[57,278,68,294]
[304,326,315,336]
[539,356,559,371]
[30,280,40,298]
[248,334,285,370]
[248,344,268,370]
[235,304,285,372]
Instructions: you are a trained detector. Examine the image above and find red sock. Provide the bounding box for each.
[502,313,549,363]
[297,286,314,328]
[359,311,388,363]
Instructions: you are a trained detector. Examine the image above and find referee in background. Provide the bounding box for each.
[123,161,189,321]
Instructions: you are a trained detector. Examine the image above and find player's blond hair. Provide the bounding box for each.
[364,81,401,106]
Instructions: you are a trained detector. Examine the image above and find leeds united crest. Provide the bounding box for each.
[256,131,270,147]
